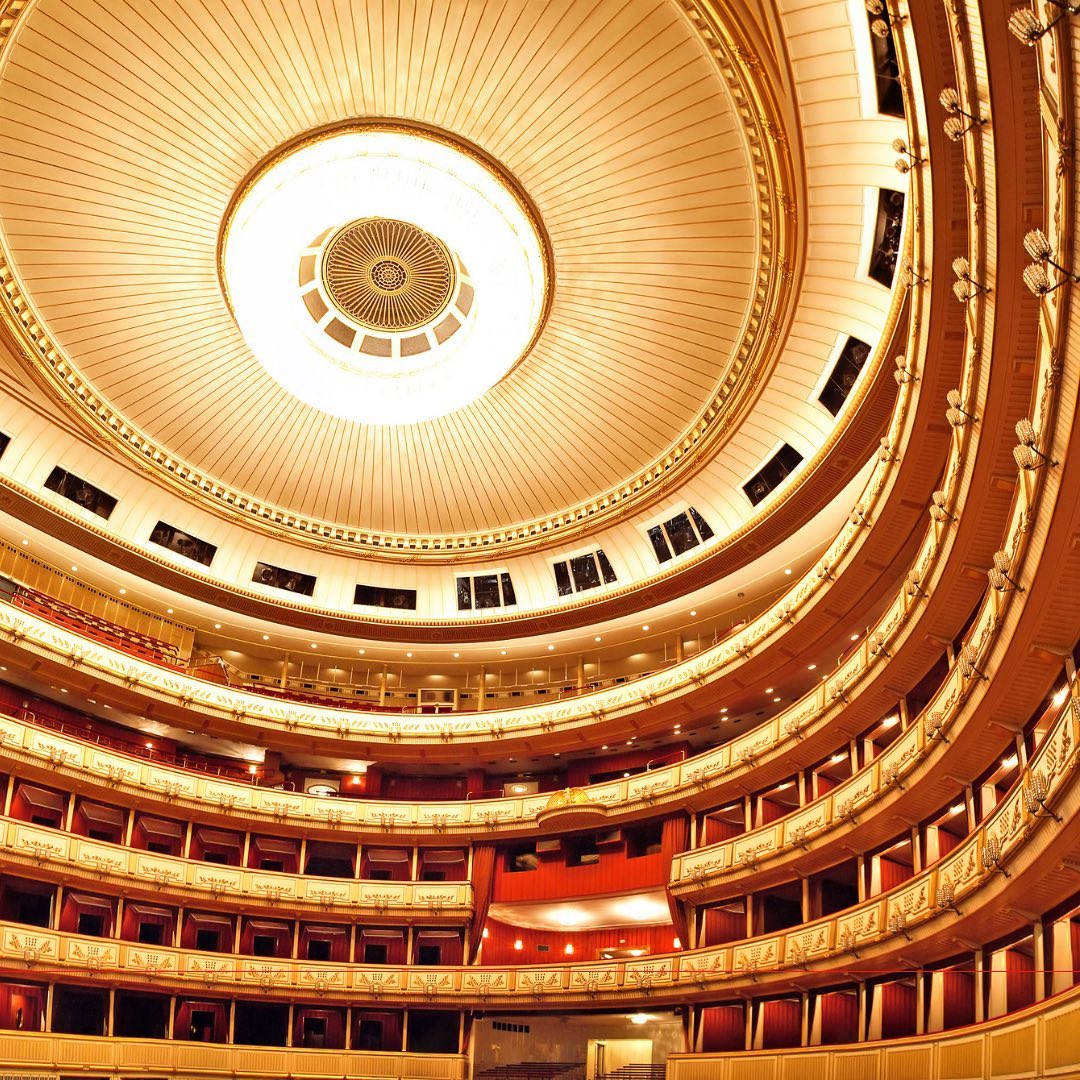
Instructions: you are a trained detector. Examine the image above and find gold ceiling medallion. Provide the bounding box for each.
[322,218,454,332]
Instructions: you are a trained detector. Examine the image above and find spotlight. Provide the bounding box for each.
[1008,2,1080,46]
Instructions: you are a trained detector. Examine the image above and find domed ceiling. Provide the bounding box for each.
[0,0,779,544]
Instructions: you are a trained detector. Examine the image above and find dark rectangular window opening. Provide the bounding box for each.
[138,922,165,945]
[44,467,117,520]
[354,584,418,610]
[596,548,617,583]
[252,934,275,957]
[869,11,905,116]
[417,944,441,965]
[195,929,221,952]
[308,939,331,961]
[149,522,217,566]
[647,525,672,563]
[253,561,316,596]
[819,337,872,416]
[77,912,105,937]
[364,943,389,965]
[664,512,698,556]
[868,189,906,287]
[743,444,804,507]
[553,561,573,597]
[570,554,601,591]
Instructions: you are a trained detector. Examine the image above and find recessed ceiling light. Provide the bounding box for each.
[214,623,221,629]
[689,610,697,617]
[850,632,860,641]
[310,643,317,648]
[21,540,28,546]
[765,687,774,693]
[773,696,781,702]
[453,652,460,658]
[594,636,602,642]
[720,707,728,713]
[547,644,555,651]
[59,688,67,693]
[358,648,365,655]
[406,652,413,658]
[262,634,269,640]
[784,568,792,575]
[71,565,78,572]
[166,608,173,614]
[601,744,609,750]
[642,624,650,631]
[807,664,816,670]
[623,771,630,777]
[500,650,507,655]
[119,588,127,595]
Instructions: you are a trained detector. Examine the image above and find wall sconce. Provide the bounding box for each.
[1013,417,1058,470]
[940,89,988,141]
[816,560,834,581]
[869,630,891,658]
[906,572,928,599]
[901,264,930,288]
[951,256,991,302]
[892,138,924,173]
[946,389,978,427]
[936,882,961,915]
[987,550,1023,593]
[1022,228,1080,295]
[888,911,911,941]
[924,711,950,744]
[958,644,989,681]
[878,437,899,463]
[929,490,957,523]
[849,503,871,527]
[981,836,1011,878]
[866,0,905,36]
[1009,2,1080,45]
[1024,770,1062,821]
[883,762,905,791]
[894,353,918,384]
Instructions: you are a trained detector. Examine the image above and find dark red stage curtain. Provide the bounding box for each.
[1005,949,1035,1013]
[662,815,690,949]
[879,980,917,1038]
[470,843,496,960]
[701,1004,744,1052]
[818,990,858,1044]
[761,998,801,1048]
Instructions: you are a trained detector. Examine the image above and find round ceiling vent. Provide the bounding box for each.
[322,217,455,332]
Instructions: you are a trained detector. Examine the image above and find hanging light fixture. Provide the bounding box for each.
[1022,228,1080,295]
[1012,417,1058,470]
[940,89,988,141]
[1008,1,1080,45]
